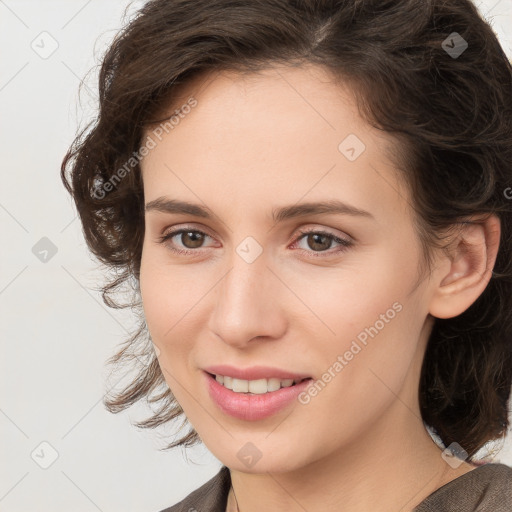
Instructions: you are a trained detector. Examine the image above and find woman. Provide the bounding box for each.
[61,0,512,510]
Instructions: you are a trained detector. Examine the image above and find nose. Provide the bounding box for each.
[207,253,288,348]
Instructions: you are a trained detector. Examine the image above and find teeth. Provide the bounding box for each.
[232,378,249,393]
[267,378,282,392]
[214,374,303,394]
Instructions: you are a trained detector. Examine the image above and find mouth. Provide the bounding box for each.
[204,370,314,420]
[205,371,313,395]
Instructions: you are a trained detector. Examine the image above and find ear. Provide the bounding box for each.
[428,214,501,319]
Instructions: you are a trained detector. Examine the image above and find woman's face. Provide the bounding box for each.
[139,64,442,472]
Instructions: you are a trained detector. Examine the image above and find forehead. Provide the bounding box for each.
[140,64,411,226]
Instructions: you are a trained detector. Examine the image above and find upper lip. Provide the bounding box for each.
[203,365,312,381]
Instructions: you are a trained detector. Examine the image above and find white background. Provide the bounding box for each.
[0,1,511,511]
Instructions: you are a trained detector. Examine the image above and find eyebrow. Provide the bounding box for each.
[144,197,375,223]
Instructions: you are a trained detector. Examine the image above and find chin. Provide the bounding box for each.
[210,438,316,474]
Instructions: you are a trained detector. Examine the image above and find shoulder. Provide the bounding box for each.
[156,466,231,512]
[414,462,512,512]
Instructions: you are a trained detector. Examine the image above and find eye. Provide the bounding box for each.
[156,226,353,257]
[157,227,216,255]
[291,229,353,258]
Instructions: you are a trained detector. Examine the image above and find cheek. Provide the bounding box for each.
[139,244,184,344]
[139,243,211,364]
[139,251,164,336]
[290,259,409,346]
[139,252,196,400]
[299,249,424,396]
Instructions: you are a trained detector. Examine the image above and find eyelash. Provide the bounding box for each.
[156,226,353,258]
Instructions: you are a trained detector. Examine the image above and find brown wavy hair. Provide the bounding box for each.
[61,0,512,458]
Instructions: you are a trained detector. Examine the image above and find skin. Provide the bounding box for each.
[139,63,501,512]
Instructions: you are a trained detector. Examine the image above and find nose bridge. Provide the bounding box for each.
[208,247,286,345]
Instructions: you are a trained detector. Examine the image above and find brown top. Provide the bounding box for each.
[158,462,512,512]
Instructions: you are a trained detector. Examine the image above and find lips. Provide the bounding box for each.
[202,364,312,381]
[204,371,314,421]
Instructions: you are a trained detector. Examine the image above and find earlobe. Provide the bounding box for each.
[428,215,501,320]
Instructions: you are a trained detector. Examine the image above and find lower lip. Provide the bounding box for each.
[204,371,313,421]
